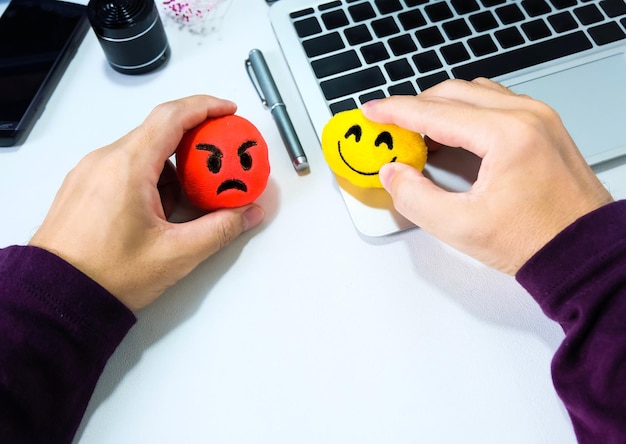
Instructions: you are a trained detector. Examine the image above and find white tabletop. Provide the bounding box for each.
[3,1,626,443]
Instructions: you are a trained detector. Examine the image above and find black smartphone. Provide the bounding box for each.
[0,0,90,147]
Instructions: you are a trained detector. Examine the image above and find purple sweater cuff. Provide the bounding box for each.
[516,200,626,443]
[516,200,626,322]
[0,245,136,442]
[0,245,136,354]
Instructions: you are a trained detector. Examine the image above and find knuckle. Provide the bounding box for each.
[518,95,561,124]
[145,99,185,130]
[150,100,178,120]
[214,216,242,249]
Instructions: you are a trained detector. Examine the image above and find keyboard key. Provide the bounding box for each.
[480,0,506,6]
[330,98,358,114]
[322,10,349,29]
[385,59,415,80]
[467,34,498,56]
[443,18,472,40]
[321,66,387,100]
[375,0,403,14]
[291,8,314,19]
[303,32,344,57]
[319,1,342,11]
[345,25,373,45]
[496,4,525,24]
[470,11,499,32]
[425,2,454,22]
[415,26,445,47]
[372,16,400,37]
[549,0,577,9]
[451,0,480,15]
[405,0,429,6]
[495,27,525,48]
[600,0,626,18]
[413,50,444,72]
[589,21,626,45]
[441,42,471,64]
[311,50,362,78]
[574,4,604,25]
[398,10,427,30]
[348,2,376,22]
[417,71,450,91]
[522,19,552,40]
[294,17,322,38]
[522,0,551,17]
[548,11,579,32]
[389,34,418,55]
[360,90,386,104]
[388,81,417,95]
[361,42,390,63]
[452,31,592,80]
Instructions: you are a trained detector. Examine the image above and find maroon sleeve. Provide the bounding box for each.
[0,245,136,443]
[516,200,626,444]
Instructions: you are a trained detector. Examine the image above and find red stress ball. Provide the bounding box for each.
[176,115,271,211]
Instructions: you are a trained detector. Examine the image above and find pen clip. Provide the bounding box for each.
[245,59,268,108]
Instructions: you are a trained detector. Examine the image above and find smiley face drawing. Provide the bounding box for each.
[321,108,427,188]
[176,115,270,211]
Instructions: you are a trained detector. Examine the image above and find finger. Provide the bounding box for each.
[379,162,464,236]
[127,95,237,167]
[362,95,500,158]
[419,78,519,107]
[470,77,516,95]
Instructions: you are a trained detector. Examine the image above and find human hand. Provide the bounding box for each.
[362,78,613,275]
[29,95,265,311]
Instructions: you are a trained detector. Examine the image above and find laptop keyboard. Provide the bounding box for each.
[287,0,626,114]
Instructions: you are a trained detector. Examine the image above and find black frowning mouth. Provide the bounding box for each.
[217,179,247,194]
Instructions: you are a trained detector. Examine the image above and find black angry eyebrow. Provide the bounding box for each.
[344,124,362,142]
[238,140,257,155]
[196,143,222,156]
[374,131,393,150]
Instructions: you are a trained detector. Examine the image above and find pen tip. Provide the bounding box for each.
[294,156,309,172]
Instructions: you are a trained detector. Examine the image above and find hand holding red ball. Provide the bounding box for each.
[176,114,271,211]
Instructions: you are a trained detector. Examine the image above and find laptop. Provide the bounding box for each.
[269,0,626,236]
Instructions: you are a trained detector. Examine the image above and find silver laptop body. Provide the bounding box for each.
[270,0,626,236]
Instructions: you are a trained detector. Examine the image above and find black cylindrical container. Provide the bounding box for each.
[87,0,170,75]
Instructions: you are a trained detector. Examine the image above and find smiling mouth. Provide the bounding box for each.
[217,179,247,194]
[337,141,396,176]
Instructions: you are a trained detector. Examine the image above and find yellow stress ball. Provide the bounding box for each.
[321,108,427,188]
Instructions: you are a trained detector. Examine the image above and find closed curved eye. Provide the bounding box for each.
[374,131,393,150]
[344,125,362,142]
[196,143,223,173]
[238,140,257,171]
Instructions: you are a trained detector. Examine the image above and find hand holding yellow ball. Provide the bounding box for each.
[321,108,427,188]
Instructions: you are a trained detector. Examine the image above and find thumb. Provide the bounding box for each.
[174,204,265,263]
[380,162,456,234]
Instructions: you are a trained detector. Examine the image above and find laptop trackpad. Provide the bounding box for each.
[509,53,626,165]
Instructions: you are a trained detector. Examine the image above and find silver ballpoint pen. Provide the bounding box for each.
[245,48,309,172]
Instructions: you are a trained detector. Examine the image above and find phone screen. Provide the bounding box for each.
[0,0,89,147]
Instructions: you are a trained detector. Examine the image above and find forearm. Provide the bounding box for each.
[0,246,136,443]
[517,200,626,444]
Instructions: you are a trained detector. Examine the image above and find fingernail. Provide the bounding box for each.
[379,163,396,191]
[361,99,379,115]
[243,205,265,231]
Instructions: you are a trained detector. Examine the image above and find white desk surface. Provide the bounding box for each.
[3,1,626,443]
